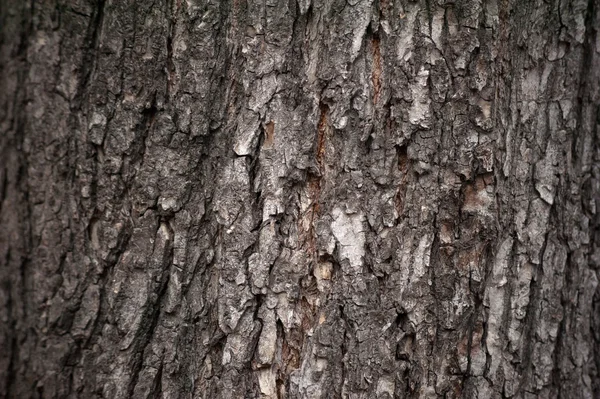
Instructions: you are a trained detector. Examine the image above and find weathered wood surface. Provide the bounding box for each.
[0,0,598,397]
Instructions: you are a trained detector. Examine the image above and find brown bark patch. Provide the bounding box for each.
[461,173,494,213]
[299,297,316,332]
[456,247,482,271]
[300,105,329,259]
[316,104,329,169]
[264,121,275,148]
[451,380,463,397]
[281,338,301,373]
[440,222,454,246]
[397,144,409,172]
[372,36,382,105]
[379,0,389,15]
[308,105,329,247]
[458,321,483,356]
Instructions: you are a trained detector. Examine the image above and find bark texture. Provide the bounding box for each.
[1,0,599,398]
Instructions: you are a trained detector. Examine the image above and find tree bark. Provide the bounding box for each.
[0,0,599,398]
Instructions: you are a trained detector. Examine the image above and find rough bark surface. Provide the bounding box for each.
[1,0,599,398]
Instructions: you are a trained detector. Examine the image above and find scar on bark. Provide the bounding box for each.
[372,34,382,104]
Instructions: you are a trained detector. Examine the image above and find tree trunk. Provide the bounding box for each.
[0,0,598,397]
